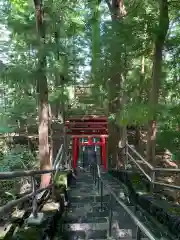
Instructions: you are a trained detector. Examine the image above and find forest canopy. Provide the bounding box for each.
[0,0,179,174]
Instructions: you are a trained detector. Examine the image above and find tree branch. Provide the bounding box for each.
[104,0,113,14]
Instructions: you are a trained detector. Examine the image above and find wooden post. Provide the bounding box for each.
[73,137,78,168]
[101,136,107,170]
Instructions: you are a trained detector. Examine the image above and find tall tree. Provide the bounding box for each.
[105,0,127,168]
[89,0,101,81]
[33,0,51,187]
[146,0,169,165]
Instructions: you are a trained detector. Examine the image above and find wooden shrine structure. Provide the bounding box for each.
[65,116,108,169]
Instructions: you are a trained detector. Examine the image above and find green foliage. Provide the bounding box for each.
[0,0,179,164]
[0,145,36,171]
[157,130,180,160]
[0,144,37,206]
[54,172,68,188]
[0,0,89,126]
[117,103,150,126]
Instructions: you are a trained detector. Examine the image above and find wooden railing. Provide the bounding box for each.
[0,144,70,216]
[126,144,180,191]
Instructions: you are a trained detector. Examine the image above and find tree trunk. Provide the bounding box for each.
[135,126,141,149]
[105,0,127,167]
[108,121,120,168]
[108,73,122,167]
[112,0,126,18]
[38,82,51,188]
[54,30,68,152]
[135,56,145,150]
[90,0,100,80]
[146,0,169,166]
[106,0,126,19]
[34,0,52,187]
[54,30,61,119]
[49,104,53,168]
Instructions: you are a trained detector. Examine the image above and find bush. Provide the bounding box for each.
[0,144,37,171]
[0,145,37,208]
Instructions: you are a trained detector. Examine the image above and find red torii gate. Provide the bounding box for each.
[65,116,108,169]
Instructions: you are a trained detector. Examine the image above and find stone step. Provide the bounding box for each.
[64,222,109,231]
[74,177,93,182]
[101,177,123,187]
[69,197,133,210]
[63,214,138,234]
[70,182,94,188]
[64,216,108,224]
[87,210,110,218]
[65,209,138,235]
[70,201,108,208]
[67,204,109,217]
[69,191,98,198]
[62,170,150,239]
[69,194,110,203]
[106,183,122,188]
[55,226,148,240]
[61,229,107,239]
[71,182,94,187]
[63,222,133,239]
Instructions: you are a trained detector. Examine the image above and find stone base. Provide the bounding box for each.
[0,223,13,239]
[41,201,60,212]
[26,212,44,226]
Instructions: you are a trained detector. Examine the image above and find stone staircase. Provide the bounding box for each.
[53,168,148,240]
